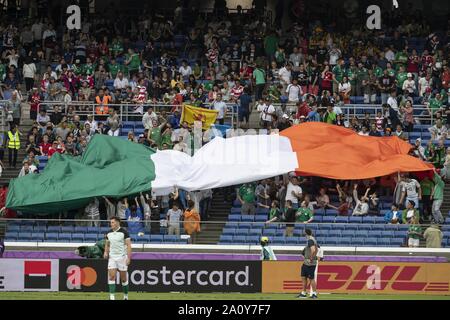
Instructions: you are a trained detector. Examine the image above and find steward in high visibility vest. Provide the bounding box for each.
[7,128,20,150]
[95,89,112,115]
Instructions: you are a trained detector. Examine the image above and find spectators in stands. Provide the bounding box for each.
[183,200,201,244]
[423,224,443,248]
[407,215,422,247]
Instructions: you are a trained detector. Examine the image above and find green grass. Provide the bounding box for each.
[0,292,449,300]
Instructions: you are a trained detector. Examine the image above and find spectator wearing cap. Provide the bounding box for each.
[402,73,416,96]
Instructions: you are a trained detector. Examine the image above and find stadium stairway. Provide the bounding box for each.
[195,191,231,244]
[0,103,33,186]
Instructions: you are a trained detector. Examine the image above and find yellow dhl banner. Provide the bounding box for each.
[262,261,450,295]
[181,104,218,130]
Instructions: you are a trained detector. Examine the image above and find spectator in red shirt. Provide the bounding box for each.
[39,134,52,156]
[296,100,311,119]
[320,65,333,96]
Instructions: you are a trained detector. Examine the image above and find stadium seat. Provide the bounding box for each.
[340,237,352,246]
[21,226,33,232]
[263,229,276,236]
[275,229,285,237]
[255,216,267,222]
[380,231,394,238]
[33,226,47,232]
[352,238,364,246]
[238,223,252,229]
[285,237,298,245]
[45,233,58,241]
[322,216,335,224]
[344,224,358,231]
[219,235,233,243]
[377,238,390,246]
[87,227,99,234]
[230,207,241,214]
[363,216,376,224]
[349,217,362,224]
[7,225,20,232]
[233,236,246,243]
[232,200,241,207]
[84,234,98,242]
[228,215,241,222]
[365,238,377,246]
[74,226,88,233]
[325,237,338,246]
[335,216,349,224]
[328,230,341,237]
[371,225,385,231]
[241,215,255,222]
[61,226,74,233]
[46,226,60,233]
[71,233,85,242]
[249,228,262,235]
[358,225,372,231]
[58,234,71,241]
[390,238,404,247]
[5,232,18,240]
[313,216,323,223]
[374,217,386,224]
[319,224,332,230]
[150,235,164,242]
[354,230,367,238]
[341,230,355,237]
[31,232,45,241]
[222,228,235,235]
[246,236,260,244]
[138,235,151,243]
[272,236,286,244]
[384,225,399,231]
[325,209,338,216]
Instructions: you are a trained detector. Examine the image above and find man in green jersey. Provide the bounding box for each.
[238,183,256,215]
[431,173,444,224]
[296,201,314,224]
[407,215,422,248]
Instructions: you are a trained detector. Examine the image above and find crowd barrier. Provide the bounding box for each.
[0,258,448,295]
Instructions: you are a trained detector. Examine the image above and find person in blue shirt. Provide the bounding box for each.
[384,203,401,224]
[239,87,252,128]
[168,110,181,129]
[125,199,145,235]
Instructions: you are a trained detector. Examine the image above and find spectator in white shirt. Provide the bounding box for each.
[257,97,276,129]
[84,115,98,132]
[385,47,395,62]
[114,72,129,90]
[418,74,432,97]
[289,47,303,70]
[142,107,158,130]
[387,89,399,113]
[285,176,303,209]
[286,79,302,103]
[428,119,448,141]
[402,73,416,96]
[278,63,292,91]
[178,60,192,81]
[352,184,369,216]
[212,93,227,125]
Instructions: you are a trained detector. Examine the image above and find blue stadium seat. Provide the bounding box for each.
[150,235,163,242]
[274,229,285,237]
[46,226,60,233]
[256,208,270,215]
[374,217,386,224]
[72,233,85,242]
[58,234,71,241]
[331,224,346,231]
[322,216,335,224]
[363,216,376,224]
[285,237,299,245]
[21,226,33,232]
[86,227,99,234]
[272,236,286,244]
[253,222,265,229]
[313,216,323,223]
[7,225,20,232]
[341,230,355,237]
[74,226,88,233]
[228,215,241,222]
[315,230,327,237]
[241,215,255,222]
[31,232,45,241]
[335,216,349,224]
[384,225,399,231]
[377,238,390,246]
[61,226,74,233]
[238,223,251,229]
[249,228,262,235]
[349,216,362,224]
[358,225,372,231]
[255,216,267,222]
[137,235,151,243]
[223,228,235,235]
[319,224,332,230]
[219,235,233,243]
[246,236,260,244]
[371,225,385,231]
[325,209,339,216]
[230,207,241,214]
[340,237,352,245]
[328,230,341,237]
[365,238,377,246]
[390,238,404,247]
[234,228,248,236]
[33,226,47,232]
[5,231,18,240]
[84,234,98,242]
[344,224,358,231]
[352,238,364,246]
[45,233,58,241]
[381,231,394,238]
[325,237,339,245]
[445,217,450,225]
[232,200,242,207]
[354,230,367,238]
[233,236,246,243]
[263,229,276,236]
[100,227,111,234]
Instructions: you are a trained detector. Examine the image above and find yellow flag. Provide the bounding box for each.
[181,104,219,130]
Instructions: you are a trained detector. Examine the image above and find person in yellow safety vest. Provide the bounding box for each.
[6,125,21,169]
[95,89,112,115]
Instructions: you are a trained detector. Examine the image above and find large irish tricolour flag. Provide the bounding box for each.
[6,123,432,213]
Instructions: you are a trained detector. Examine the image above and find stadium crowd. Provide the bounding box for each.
[0,2,448,246]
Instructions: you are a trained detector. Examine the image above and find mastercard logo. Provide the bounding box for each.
[66,265,98,289]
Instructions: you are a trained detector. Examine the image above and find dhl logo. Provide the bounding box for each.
[282,265,449,292]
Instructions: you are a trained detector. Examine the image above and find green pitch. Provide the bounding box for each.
[0,292,449,300]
